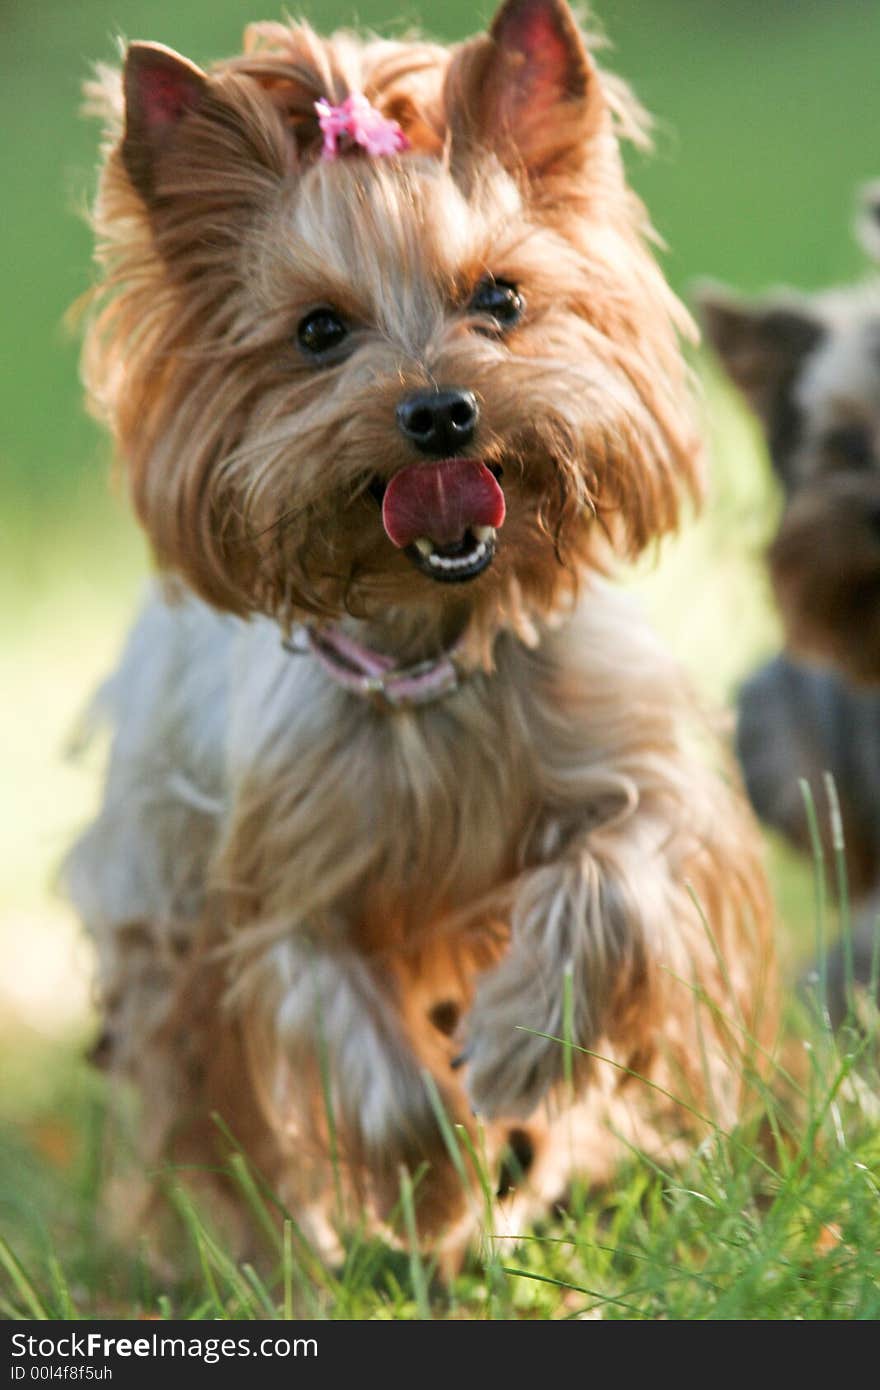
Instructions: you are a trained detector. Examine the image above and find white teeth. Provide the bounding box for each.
[426,541,487,571]
[411,527,495,574]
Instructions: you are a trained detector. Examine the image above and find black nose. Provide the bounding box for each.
[396,389,479,456]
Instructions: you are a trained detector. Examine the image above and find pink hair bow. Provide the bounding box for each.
[315,92,410,161]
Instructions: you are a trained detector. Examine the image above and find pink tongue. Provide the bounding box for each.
[382,458,506,549]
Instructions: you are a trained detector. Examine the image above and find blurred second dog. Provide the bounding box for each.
[699,184,880,1024]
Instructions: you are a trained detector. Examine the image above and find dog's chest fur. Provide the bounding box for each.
[222,612,545,941]
[77,582,656,960]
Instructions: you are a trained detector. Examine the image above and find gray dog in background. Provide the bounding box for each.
[698,183,880,1025]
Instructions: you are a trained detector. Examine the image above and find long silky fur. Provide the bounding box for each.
[67,7,775,1265]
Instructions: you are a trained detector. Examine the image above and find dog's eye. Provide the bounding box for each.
[825,425,874,471]
[297,308,349,359]
[468,277,524,331]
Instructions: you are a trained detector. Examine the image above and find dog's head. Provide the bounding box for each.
[698,244,880,683]
[85,0,698,648]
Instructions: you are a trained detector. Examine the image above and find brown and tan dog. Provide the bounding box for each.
[66,1,775,1265]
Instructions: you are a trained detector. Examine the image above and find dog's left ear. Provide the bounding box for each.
[446,0,602,180]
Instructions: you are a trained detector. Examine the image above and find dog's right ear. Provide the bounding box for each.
[121,45,211,202]
[695,282,825,422]
[119,42,289,211]
[121,44,210,202]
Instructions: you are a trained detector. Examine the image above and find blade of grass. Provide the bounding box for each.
[241,1262,279,1318]
[562,958,575,1100]
[422,1070,470,1190]
[227,1150,282,1255]
[397,1166,432,1319]
[800,777,830,1029]
[501,1265,647,1318]
[47,1252,75,1320]
[0,1236,50,1320]
[282,1219,294,1321]
[824,773,854,1018]
[170,1187,257,1319]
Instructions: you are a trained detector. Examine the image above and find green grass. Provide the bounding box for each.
[2,985,878,1319]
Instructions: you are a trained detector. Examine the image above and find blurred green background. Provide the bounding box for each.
[2,0,879,1265]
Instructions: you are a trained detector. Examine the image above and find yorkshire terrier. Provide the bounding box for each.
[698,187,880,1024]
[697,185,880,686]
[65,0,774,1265]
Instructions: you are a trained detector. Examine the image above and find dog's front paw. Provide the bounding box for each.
[460,969,567,1120]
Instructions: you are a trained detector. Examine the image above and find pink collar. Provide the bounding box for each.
[285,623,464,710]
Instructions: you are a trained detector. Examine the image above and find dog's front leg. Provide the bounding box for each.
[462,813,684,1120]
[251,933,446,1166]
